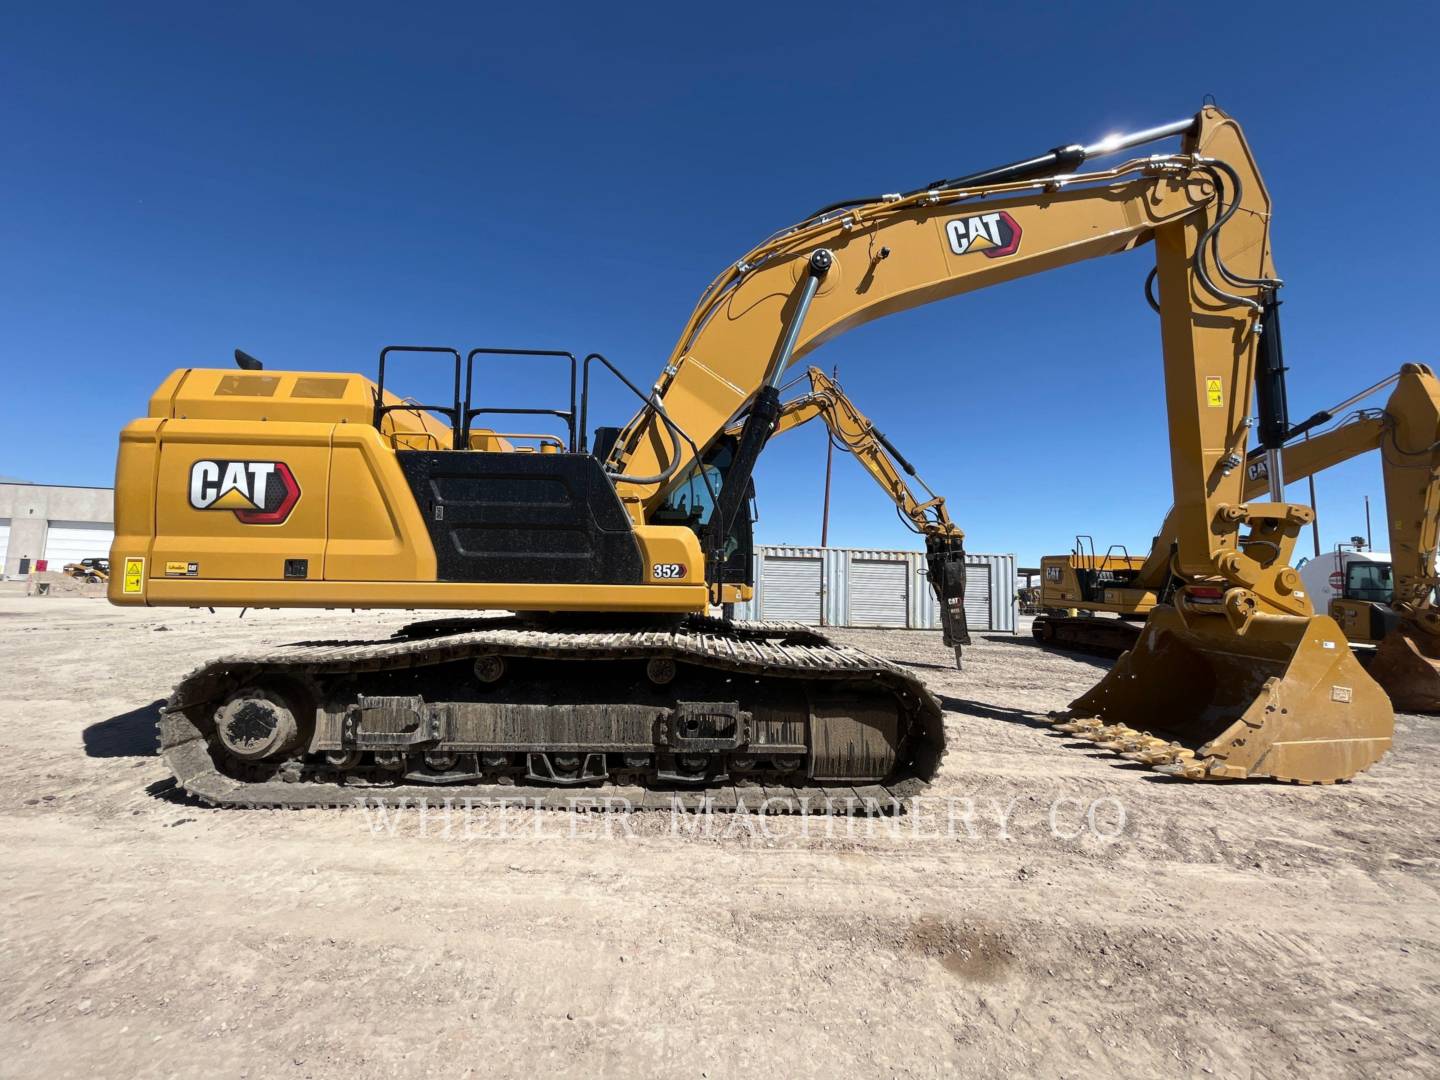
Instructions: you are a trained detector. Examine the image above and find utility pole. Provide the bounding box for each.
[1364,495,1373,550]
[820,365,836,548]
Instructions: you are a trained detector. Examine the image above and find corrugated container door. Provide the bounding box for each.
[964,563,992,631]
[849,559,908,627]
[762,556,823,623]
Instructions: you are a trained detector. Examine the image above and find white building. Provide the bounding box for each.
[0,482,115,578]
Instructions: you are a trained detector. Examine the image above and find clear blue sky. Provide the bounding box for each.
[4,3,1437,565]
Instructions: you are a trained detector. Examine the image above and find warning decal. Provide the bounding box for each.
[1205,377,1223,408]
[123,557,144,594]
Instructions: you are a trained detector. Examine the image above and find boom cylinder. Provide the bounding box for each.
[710,249,833,575]
[916,117,1197,195]
[763,249,832,388]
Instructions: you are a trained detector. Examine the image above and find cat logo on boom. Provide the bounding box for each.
[944,210,1022,258]
[188,460,301,524]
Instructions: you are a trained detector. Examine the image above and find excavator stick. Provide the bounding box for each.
[1368,626,1440,714]
[1053,606,1394,783]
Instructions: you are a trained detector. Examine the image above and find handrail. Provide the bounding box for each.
[464,348,577,452]
[374,345,463,450]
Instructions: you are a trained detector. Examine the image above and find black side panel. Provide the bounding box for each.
[396,452,644,585]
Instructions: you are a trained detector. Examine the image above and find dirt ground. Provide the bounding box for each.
[1,595,1436,1079]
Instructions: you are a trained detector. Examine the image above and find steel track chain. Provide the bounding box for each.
[159,617,946,812]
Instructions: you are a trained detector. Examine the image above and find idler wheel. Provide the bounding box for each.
[214,689,301,762]
[474,655,506,684]
[646,658,677,685]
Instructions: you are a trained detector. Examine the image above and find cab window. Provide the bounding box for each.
[663,463,722,525]
[658,442,734,528]
[1345,561,1392,603]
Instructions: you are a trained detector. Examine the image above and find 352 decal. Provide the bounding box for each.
[944,210,1022,258]
[652,563,687,580]
[189,460,301,524]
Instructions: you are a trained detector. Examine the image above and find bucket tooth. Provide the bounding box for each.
[1052,716,1103,735]
[1072,723,1123,743]
[1368,626,1440,714]
[1108,730,1162,754]
[1063,606,1394,784]
[1153,758,1211,780]
[1125,741,1195,766]
[1094,725,1143,750]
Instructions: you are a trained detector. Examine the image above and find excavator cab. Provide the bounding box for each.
[1330,558,1400,644]
[652,438,757,590]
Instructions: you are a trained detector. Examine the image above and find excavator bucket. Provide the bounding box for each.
[1052,606,1394,783]
[1368,626,1440,714]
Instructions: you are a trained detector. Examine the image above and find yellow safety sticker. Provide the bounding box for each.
[1205,376,1223,408]
[165,561,189,576]
[123,557,144,594]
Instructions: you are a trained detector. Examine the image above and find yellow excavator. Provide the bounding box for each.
[726,365,970,660]
[1035,364,1440,712]
[112,106,1395,804]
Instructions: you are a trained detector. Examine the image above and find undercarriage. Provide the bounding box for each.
[160,617,947,810]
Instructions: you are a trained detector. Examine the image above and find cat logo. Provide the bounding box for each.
[188,460,301,524]
[944,210,1022,258]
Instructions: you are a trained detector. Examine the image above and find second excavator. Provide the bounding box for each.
[1036,363,1440,712]
[111,106,1394,803]
[728,365,971,662]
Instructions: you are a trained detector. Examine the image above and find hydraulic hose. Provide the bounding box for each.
[1189,158,1282,312]
[603,394,685,487]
